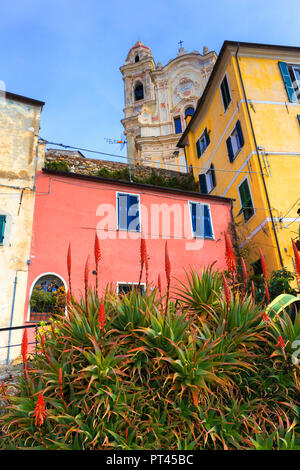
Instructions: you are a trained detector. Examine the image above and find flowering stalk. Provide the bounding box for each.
[138,237,147,287]
[251,280,256,301]
[41,334,56,371]
[224,232,237,284]
[97,303,106,352]
[157,274,162,298]
[94,233,101,298]
[21,329,32,395]
[164,241,171,325]
[33,392,49,449]
[240,257,247,295]
[67,242,72,297]
[84,255,90,313]
[58,367,68,410]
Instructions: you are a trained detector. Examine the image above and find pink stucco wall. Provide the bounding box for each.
[24,170,233,324]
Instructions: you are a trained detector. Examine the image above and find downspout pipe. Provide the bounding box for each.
[6,274,18,365]
[234,45,284,268]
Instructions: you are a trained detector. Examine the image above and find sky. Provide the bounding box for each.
[0,0,299,162]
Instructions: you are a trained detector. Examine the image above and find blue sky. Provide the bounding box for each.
[0,0,299,161]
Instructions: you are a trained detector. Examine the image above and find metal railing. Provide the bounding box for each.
[0,322,49,365]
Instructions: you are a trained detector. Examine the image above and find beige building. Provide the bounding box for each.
[120,41,217,171]
[0,91,44,363]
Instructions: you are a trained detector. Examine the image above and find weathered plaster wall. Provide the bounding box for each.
[0,95,43,363]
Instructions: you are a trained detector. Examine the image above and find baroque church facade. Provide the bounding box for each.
[120,41,217,171]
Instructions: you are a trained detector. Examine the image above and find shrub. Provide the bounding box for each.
[44,160,70,173]
[0,239,299,450]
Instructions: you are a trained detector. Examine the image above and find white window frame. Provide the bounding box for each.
[188,200,215,240]
[116,281,146,295]
[27,272,68,322]
[237,176,256,225]
[228,124,242,160]
[116,191,141,232]
[220,72,232,113]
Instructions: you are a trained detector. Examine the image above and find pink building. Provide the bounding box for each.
[24,160,234,325]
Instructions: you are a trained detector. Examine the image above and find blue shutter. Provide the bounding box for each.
[204,128,210,148]
[117,193,128,230]
[226,136,234,162]
[0,215,6,244]
[196,139,201,158]
[235,120,244,148]
[297,115,300,125]
[190,203,204,237]
[127,194,140,232]
[203,205,213,238]
[199,174,208,194]
[174,117,182,134]
[278,62,297,102]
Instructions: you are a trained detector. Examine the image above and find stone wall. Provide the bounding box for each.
[45,150,194,186]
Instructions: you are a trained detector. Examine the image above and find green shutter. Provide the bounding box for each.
[196,138,201,158]
[297,115,300,125]
[238,180,254,221]
[0,215,6,244]
[204,128,210,147]
[278,62,297,102]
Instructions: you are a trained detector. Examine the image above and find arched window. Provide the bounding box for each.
[134,82,144,101]
[185,107,194,118]
[29,274,66,322]
[135,55,140,63]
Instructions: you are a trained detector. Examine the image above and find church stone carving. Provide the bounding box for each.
[120,41,217,172]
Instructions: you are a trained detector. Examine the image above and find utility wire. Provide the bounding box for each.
[40,137,262,176]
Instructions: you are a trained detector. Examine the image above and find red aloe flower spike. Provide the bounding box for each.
[291,238,300,280]
[98,303,106,330]
[241,257,247,286]
[84,255,90,311]
[40,334,56,370]
[94,233,101,298]
[276,336,286,350]
[259,248,267,282]
[157,274,162,297]
[264,281,270,305]
[224,232,237,274]
[21,329,28,364]
[138,237,147,287]
[164,242,171,325]
[33,393,47,427]
[165,241,171,286]
[67,242,72,296]
[145,253,149,287]
[251,280,256,301]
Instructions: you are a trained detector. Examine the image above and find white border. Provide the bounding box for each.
[27,272,68,322]
[116,191,141,232]
[188,200,215,240]
[237,175,256,225]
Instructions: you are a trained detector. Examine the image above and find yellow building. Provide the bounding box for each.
[0,91,44,363]
[178,41,300,279]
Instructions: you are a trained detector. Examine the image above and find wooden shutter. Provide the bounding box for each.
[203,205,213,238]
[239,180,254,221]
[278,62,297,102]
[127,194,140,232]
[117,193,128,230]
[196,138,201,158]
[190,202,204,237]
[199,174,208,194]
[235,120,244,148]
[204,128,210,148]
[226,136,234,162]
[0,215,6,244]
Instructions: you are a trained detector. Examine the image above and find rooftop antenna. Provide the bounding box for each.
[104,133,132,182]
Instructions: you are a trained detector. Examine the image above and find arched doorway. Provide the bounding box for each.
[28,273,67,322]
